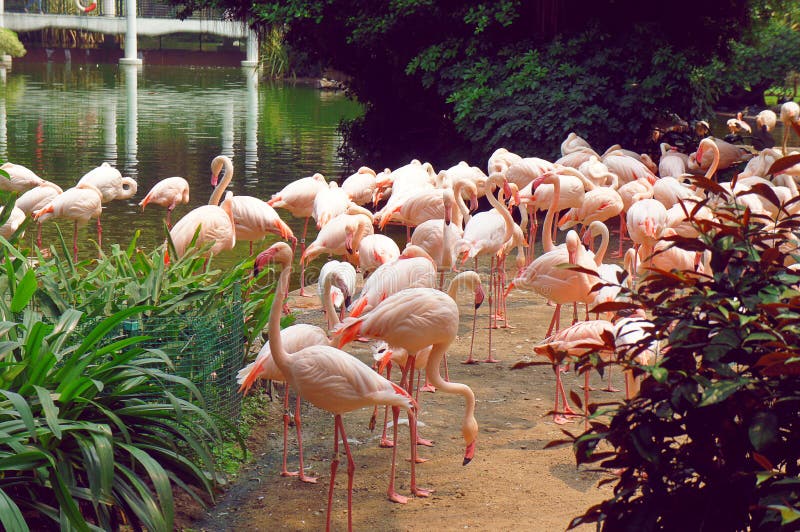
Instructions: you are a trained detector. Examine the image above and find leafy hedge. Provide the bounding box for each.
[561,178,800,530]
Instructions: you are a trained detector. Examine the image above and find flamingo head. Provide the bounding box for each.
[474,282,485,309]
[253,242,292,276]
[463,417,478,465]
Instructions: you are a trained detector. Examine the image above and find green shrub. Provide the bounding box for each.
[0,28,26,58]
[561,178,800,530]
[0,242,219,530]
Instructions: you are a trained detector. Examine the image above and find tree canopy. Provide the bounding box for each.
[172,0,774,167]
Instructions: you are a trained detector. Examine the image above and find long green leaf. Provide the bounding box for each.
[0,488,29,532]
[0,390,37,441]
[10,268,37,314]
[33,385,62,439]
[119,442,175,530]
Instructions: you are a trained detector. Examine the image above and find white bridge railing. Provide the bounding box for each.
[0,1,259,67]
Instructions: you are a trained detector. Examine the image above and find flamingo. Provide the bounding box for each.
[301,212,373,267]
[0,205,25,239]
[455,172,516,363]
[76,162,138,250]
[167,168,236,260]
[0,162,45,192]
[614,309,658,399]
[780,101,800,155]
[317,259,357,331]
[334,284,480,467]
[15,181,63,247]
[138,176,190,228]
[658,144,690,177]
[268,172,328,293]
[33,182,103,261]
[313,180,351,229]
[532,319,615,425]
[255,242,429,529]
[356,233,400,277]
[237,323,329,483]
[348,245,438,317]
[340,166,377,206]
[209,155,295,254]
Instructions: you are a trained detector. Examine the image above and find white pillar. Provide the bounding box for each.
[241,28,259,68]
[0,0,5,28]
[123,64,139,178]
[102,0,115,16]
[119,0,142,65]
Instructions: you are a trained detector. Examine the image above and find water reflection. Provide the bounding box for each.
[2,62,362,268]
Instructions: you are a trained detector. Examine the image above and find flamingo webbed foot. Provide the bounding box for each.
[299,473,318,484]
[483,356,500,363]
[388,491,409,504]
[462,358,480,365]
[416,436,435,447]
[419,384,436,393]
[413,487,433,498]
[379,438,395,448]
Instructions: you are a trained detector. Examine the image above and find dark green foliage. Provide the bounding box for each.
[170,0,751,165]
[562,178,800,530]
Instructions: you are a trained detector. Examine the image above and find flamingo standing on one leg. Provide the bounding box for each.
[255,242,429,530]
[138,176,190,229]
[33,182,104,261]
[77,162,138,252]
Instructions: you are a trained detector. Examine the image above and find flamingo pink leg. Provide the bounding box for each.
[293,395,317,483]
[96,215,102,255]
[553,364,577,424]
[485,256,499,363]
[387,406,409,504]
[326,415,355,532]
[463,257,482,364]
[73,220,79,262]
[299,216,310,296]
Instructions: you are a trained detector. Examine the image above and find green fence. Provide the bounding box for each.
[118,285,245,426]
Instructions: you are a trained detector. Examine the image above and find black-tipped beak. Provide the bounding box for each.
[463,456,472,466]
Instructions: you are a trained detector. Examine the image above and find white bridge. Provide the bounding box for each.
[0,1,259,67]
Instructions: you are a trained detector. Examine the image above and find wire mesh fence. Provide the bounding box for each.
[127,284,245,425]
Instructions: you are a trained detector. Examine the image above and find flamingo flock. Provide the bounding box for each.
[7,107,800,530]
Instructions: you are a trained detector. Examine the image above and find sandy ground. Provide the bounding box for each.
[183,264,621,531]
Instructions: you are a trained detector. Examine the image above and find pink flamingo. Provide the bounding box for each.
[0,162,45,192]
[341,166,378,206]
[209,155,295,253]
[313,180,351,229]
[237,323,329,483]
[356,233,400,277]
[33,182,104,261]
[348,245,437,317]
[15,181,63,247]
[167,174,235,261]
[269,172,328,294]
[138,176,190,228]
[781,101,800,155]
[256,242,429,529]
[0,205,25,239]
[301,212,373,268]
[533,319,615,425]
[334,285,480,466]
[76,162,138,250]
[455,172,516,363]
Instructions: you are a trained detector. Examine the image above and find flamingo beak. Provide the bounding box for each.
[378,350,394,373]
[345,231,354,254]
[504,281,515,298]
[445,203,452,226]
[463,440,476,465]
[469,193,478,211]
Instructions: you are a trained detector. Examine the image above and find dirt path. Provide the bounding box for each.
[186,269,621,531]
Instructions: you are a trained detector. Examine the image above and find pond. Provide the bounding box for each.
[1,60,363,271]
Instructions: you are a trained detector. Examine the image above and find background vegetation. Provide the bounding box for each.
[168,0,800,167]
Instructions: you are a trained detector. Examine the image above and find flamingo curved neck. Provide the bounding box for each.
[593,223,610,265]
[541,176,561,253]
[322,274,341,330]
[424,342,477,442]
[268,257,293,375]
[486,176,514,244]
[209,156,234,206]
[704,141,720,182]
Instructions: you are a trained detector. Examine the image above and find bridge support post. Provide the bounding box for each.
[119,0,142,65]
[102,0,115,17]
[241,28,259,68]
